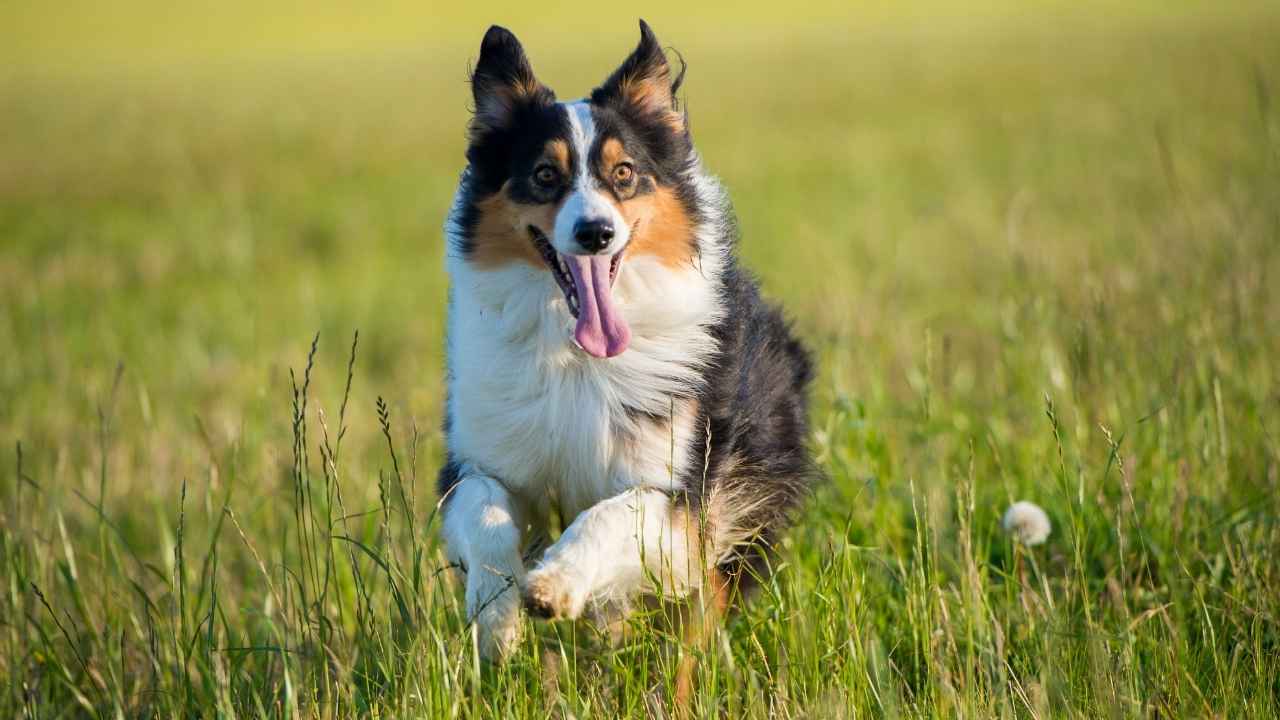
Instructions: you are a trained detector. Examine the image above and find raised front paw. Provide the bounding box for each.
[467,575,522,661]
[523,562,590,620]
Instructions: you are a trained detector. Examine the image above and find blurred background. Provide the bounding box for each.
[4,0,1276,495]
[3,1,1279,715]
[4,0,1279,530]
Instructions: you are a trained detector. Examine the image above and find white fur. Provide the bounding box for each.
[441,103,731,658]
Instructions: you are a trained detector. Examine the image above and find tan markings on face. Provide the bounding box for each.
[470,141,573,269]
[619,184,695,268]
[469,182,560,269]
[545,139,571,175]
[600,137,626,170]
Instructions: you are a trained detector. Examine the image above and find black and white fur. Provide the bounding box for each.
[438,20,815,660]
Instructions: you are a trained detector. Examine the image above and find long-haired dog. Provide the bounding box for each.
[439,20,815,668]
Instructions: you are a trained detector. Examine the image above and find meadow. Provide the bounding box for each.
[2,1,1279,716]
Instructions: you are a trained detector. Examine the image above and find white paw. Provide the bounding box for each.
[523,562,591,620]
[467,574,522,661]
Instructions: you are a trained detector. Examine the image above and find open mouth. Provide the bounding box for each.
[529,225,631,358]
[528,226,623,319]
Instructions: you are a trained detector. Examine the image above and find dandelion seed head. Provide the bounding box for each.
[1002,501,1051,546]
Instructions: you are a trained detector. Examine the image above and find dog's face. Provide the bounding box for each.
[457,21,699,358]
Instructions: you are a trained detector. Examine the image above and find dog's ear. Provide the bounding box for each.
[595,20,685,132]
[470,26,552,139]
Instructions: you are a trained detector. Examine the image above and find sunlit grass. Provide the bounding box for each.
[2,1,1279,716]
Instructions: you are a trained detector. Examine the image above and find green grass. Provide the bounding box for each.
[3,1,1280,716]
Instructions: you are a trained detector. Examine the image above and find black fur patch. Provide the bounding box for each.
[437,455,463,503]
[675,263,818,589]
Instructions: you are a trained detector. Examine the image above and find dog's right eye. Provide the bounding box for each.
[533,165,559,188]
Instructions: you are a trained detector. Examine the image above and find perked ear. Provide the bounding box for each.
[470,25,552,138]
[595,20,685,131]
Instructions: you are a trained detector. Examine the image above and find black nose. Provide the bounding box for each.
[573,219,615,253]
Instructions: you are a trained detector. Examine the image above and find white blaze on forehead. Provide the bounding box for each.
[553,101,630,255]
[566,101,595,180]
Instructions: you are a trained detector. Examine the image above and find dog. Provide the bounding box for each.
[439,20,815,665]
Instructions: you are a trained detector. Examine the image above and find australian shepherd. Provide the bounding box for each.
[438,20,816,664]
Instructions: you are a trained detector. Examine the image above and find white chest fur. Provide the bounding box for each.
[445,254,720,517]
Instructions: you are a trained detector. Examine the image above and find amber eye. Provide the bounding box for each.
[533,165,558,188]
[613,162,635,186]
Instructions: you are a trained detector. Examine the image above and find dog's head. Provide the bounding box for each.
[455,21,699,358]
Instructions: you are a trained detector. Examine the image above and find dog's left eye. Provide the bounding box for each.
[613,163,635,186]
[533,165,559,188]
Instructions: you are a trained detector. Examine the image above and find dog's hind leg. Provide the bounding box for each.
[673,568,731,715]
[441,469,528,661]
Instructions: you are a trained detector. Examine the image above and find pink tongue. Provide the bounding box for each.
[564,253,630,358]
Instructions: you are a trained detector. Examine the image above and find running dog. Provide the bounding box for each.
[439,20,816,663]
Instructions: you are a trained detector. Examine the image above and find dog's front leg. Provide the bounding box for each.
[524,488,707,620]
[441,470,526,660]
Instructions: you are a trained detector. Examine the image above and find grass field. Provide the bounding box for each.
[3,1,1280,716]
